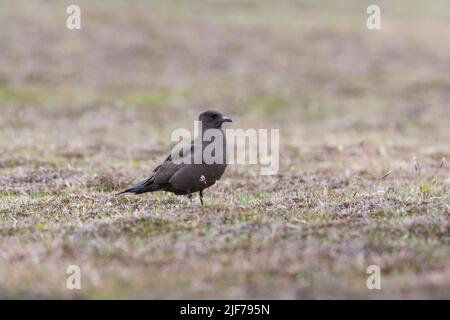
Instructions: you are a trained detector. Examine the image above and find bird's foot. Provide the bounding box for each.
[187,193,202,206]
[199,190,204,206]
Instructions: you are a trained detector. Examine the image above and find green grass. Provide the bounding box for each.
[0,87,44,106]
[122,90,172,109]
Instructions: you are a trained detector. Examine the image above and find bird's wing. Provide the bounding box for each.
[151,140,196,184]
[119,140,197,194]
[166,139,197,162]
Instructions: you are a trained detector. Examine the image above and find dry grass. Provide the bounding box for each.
[0,0,449,299]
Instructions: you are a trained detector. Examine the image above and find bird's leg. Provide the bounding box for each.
[188,192,194,204]
[199,190,204,205]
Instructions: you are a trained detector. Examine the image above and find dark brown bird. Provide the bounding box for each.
[119,110,232,204]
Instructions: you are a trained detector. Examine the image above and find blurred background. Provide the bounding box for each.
[0,0,449,298]
[1,0,449,147]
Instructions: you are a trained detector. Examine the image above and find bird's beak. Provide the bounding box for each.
[221,116,232,123]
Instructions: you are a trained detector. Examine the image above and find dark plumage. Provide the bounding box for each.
[119,110,232,204]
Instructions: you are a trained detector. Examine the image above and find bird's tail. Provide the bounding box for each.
[117,178,160,195]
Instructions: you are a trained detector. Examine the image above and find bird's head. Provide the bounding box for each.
[199,110,232,129]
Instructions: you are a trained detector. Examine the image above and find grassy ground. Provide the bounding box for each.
[0,0,449,299]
